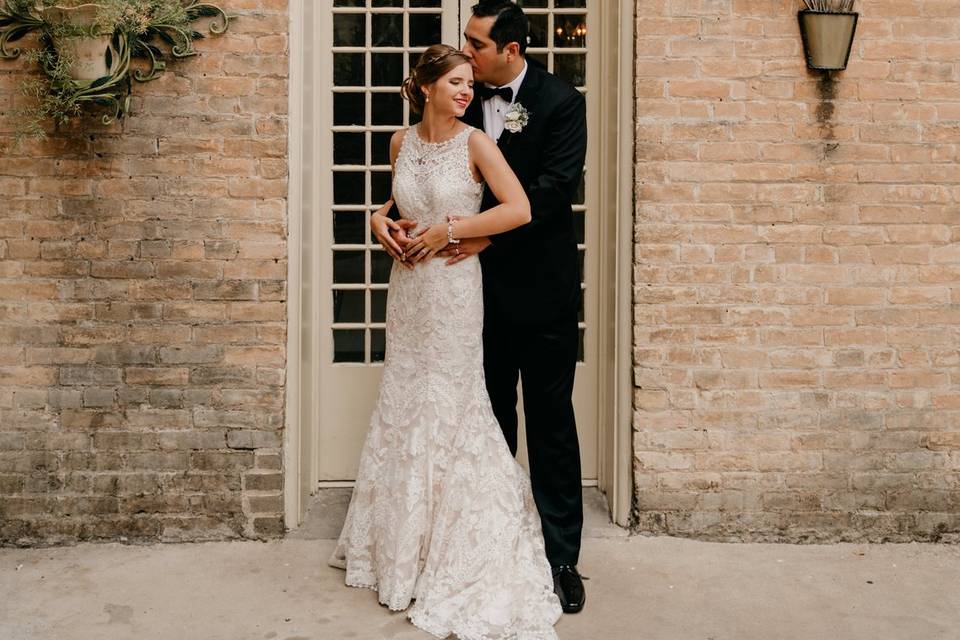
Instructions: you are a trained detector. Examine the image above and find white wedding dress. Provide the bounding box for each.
[329,123,563,640]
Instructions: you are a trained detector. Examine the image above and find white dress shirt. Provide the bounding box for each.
[481,60,528,142]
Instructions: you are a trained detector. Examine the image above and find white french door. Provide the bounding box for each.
[312,0,600,483]
[317,0,460,481]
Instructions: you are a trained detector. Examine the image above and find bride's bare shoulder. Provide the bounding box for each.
[467,127,494,147]
[390,127,410,149]
[467,128,499,156]
[389,127,410,164]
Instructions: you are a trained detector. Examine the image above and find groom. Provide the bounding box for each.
[374,0,587,614]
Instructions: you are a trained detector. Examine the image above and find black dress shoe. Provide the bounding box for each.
[552,564,586,613]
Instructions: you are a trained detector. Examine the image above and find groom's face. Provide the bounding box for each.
[462,15,512,85]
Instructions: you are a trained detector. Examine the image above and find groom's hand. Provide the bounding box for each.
[438,237,491,265]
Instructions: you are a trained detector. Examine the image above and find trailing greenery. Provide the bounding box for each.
[0,0,234,140]
[14,39,83,140]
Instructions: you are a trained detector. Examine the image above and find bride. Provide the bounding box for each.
[328,44,563,639]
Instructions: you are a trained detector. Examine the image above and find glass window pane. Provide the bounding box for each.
[575,173,585,204]
[578,288,585,323]
[408,51,422,70]
[577,248,585,283]
[372,13,402,47]
[334,211,366,245]
[555,0,586,7]
[554,15,586,48]
[333,13,365,47]
[333,250,365,284]
[554,53,586,87]
[372,0,402,6]
[528,14,547,48]
[372,52,403,87]
[369,218,402,245]
[517,0,547,7]
[409,0,441,7]
[371,131,393,165]
[334,92,365,126]
[371,250,393,284]
[333,329,365,363]
[334,0,364,6]
[371,92,403,125]
[333,171,365,204]
[371,289,388,323]
[334,132,365,166]
[334,53,365,87]
[371,171,392,205]
[371,328,386,362]
[406,53,422,124]
[577,328,585,363]
[333,289,365,324]
[409,13,442,47]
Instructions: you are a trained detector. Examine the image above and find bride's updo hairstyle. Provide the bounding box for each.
[400,44,472,115]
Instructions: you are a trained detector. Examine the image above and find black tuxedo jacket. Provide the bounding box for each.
[465,61,586,327]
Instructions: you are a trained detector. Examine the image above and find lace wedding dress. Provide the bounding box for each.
[329,124,563,640]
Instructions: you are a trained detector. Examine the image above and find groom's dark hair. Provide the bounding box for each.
[471,1,529,55]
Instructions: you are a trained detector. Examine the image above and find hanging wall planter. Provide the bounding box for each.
[798,1,858,71]
[0,0,235,139]
[38,3,119,81]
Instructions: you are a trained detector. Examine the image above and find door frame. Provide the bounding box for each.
[285,0,635,528]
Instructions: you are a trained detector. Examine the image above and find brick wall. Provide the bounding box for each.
[633,0,960,542]
[0,1,289,545]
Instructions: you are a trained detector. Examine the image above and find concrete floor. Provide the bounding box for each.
[3,492,960,640]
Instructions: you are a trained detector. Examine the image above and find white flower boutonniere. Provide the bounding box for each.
[503,102,530,134]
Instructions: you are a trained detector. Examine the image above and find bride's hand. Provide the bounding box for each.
[404,223,448,264]
[370,207,416,270]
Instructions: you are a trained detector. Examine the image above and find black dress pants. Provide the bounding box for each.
[482,312,583,567]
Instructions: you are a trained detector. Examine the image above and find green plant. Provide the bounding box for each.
[0,0,234,140]
[15,41,83,139]
[801,0,855,11]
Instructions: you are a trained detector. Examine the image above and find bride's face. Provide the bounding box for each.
[424,62,474,118]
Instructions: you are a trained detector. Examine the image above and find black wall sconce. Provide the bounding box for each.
[798,1,859,71]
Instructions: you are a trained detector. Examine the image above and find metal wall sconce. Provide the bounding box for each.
[798,9,859,71]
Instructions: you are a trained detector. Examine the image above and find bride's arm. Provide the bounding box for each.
[451,131,531,238]
[371,130,416,265]
[404,131,530,261]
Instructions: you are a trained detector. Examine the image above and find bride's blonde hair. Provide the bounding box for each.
[400,44,472,115]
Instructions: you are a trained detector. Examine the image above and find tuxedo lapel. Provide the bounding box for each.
[497,62,544,153]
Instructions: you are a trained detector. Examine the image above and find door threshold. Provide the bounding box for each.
[288,486,628,540]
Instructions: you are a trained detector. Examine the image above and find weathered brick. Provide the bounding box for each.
[124,367,190,386]
[227,430,281,450]
[59,366,122,386]
[243,472,282,491]
[159,346,224,365]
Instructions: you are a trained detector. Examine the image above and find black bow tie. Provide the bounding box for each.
[476,85,513,102]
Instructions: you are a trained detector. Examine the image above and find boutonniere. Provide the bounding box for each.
[503,102,530,134]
